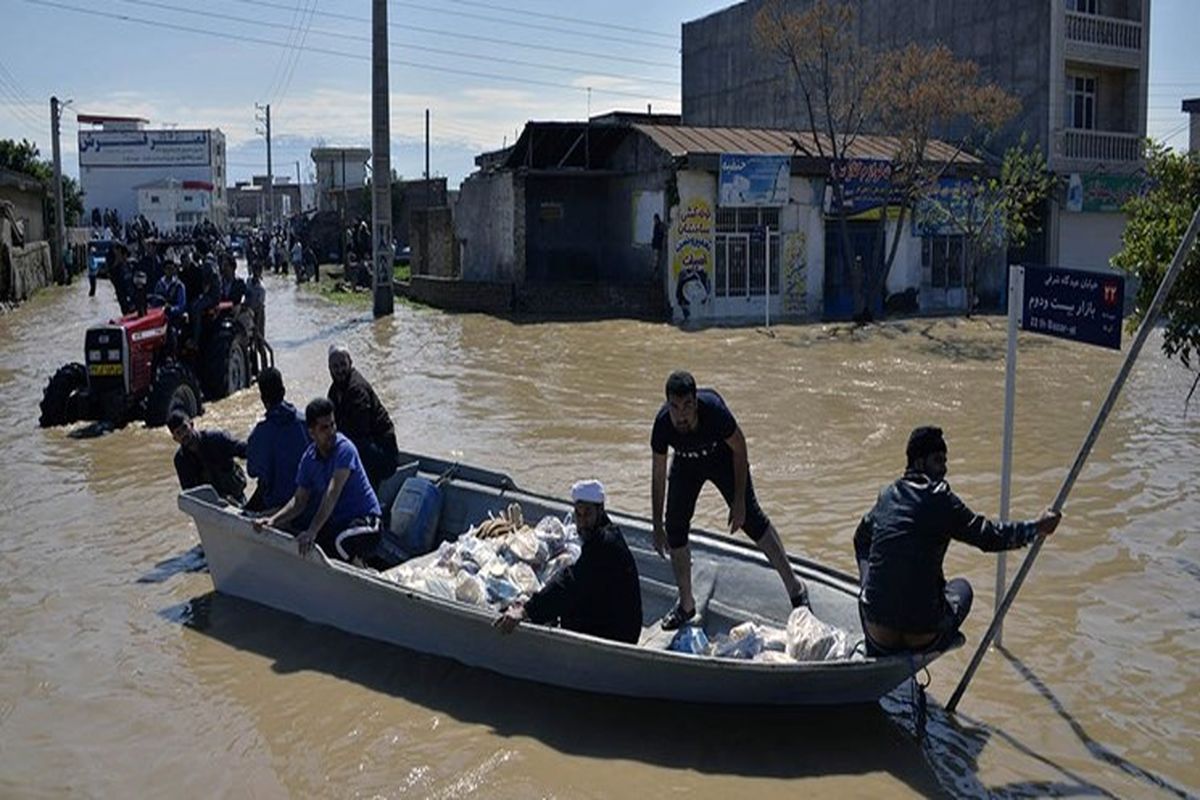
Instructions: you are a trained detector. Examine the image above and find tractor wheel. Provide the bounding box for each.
[201,329,248,401]
[145,365,202,428]
[39,363,89,428]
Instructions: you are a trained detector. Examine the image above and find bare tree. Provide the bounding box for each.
[755,3,1020,320]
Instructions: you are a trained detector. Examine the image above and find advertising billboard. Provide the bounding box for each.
[718,153,790,208]
[78,130,211,167]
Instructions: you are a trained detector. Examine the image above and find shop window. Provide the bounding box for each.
[714,207,781,297]
[922,235,965,289]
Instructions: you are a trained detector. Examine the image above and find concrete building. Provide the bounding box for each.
[0,167,46,243]
[311,147,370,215]
[1184,98,1200,153]
[227,175,299,227]
[682,0,1151,274]
[453,114,979,322]
[76,114,228,228]
[134,178,215,234]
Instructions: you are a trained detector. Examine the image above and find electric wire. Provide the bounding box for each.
[111,0,676,88]
[23,0,678,104]
[438,0,676,40]
[225,0,678,69]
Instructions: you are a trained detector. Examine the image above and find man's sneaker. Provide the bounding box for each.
[660,603,696,631]
[790,586,811,609]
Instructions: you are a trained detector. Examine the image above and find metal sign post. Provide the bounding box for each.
[995,265,1024,647]
[948,204,1200,713]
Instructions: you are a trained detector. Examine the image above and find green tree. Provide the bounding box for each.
[1111,144,1200,399]
[0,137,85,228]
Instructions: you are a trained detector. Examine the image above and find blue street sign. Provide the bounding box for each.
[1021,265,1124,351]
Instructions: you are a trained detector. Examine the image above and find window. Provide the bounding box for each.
[922,235,965,289]
[150,195,160,204]
[714,207,780,297]
[1066,74,1097,130]
[1066,0,1097,13]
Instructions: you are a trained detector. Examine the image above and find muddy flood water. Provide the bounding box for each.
[1,274,1197,798]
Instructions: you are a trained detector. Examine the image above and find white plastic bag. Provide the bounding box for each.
[668,625,710,655]
[454,573,488,607]
[713,622,765,659]
[785,607,857,661]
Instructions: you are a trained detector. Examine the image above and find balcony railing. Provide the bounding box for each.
[1058,129,1142,162]
[1065,10,1142,51]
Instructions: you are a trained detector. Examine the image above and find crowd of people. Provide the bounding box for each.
[170,361,1063,654]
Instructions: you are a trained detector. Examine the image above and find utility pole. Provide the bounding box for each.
[255,103,273,228]
[295,160,301,211]
[50,96,68,284]
[424,108,431,206]
[371,0,394,317]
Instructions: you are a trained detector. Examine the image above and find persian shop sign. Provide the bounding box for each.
[718,154,790,208]
[79,130,211,167]
[1022,265,1124,351]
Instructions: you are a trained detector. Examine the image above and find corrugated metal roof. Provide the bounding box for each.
[633,124,977,164]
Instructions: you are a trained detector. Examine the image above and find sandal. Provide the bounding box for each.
[660,603,696,631]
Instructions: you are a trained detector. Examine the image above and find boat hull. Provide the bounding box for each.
[178,459,954,706]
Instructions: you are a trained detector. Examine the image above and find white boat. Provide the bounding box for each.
[177,452,960,706]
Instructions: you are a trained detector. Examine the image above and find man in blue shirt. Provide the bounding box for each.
[150,258,187,321]
[245,367,310,514]
[253,397,381,564]
[650,370,809,630]
[854,426,1061,655]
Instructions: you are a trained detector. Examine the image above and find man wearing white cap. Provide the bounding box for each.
[494,479,643,644]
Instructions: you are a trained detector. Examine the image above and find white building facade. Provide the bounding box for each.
[77,114,228,228]
[135,178,215,234]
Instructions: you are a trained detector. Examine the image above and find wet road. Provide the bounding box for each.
[0,274,1196,798]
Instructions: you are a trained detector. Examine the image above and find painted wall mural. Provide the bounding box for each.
[782,231,808,314]
[672,197,714,320]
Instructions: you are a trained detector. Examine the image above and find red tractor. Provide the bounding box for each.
[39,301,271,429]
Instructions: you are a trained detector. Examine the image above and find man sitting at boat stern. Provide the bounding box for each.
[494,480,643,644]
[854,426,1062,656]
[252,397,382,565]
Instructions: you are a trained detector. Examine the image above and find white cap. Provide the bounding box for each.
[570,479,606,505]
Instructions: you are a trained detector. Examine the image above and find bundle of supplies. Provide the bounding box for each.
[383,502,580,610]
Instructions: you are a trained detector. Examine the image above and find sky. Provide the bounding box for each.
[0,0,1196,189]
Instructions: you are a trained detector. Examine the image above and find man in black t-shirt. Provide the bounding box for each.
[651,370,809,630]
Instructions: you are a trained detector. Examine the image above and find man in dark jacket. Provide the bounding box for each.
[854,426,1062,655]
[245,367,310,513]
[168,410,248,505]
[494,480,643,644]
[326,344,398,487]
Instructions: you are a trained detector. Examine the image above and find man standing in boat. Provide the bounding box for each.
[327,344,399,488]
[494,480,643,644]
[854,426,1062,655]
[251,398,381,565]
[650,371,809,630]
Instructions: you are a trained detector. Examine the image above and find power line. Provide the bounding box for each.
[227,0,678,69]
[112,0,676,88]
[438,0,677,41]
[24,0,678,104]
[273,0,320,104]
[388,0,678,51]
[262,0,304,102]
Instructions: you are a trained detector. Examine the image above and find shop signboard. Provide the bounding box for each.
[718,153,790,207]
[1021,265,1124,350]
[79,130,211,167]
